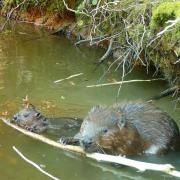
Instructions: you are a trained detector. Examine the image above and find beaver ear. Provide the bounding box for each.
[89,105,105,114]
[117,117,126,130]
[29,104,36,110]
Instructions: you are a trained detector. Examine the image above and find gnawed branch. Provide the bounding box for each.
[1,118,180,178]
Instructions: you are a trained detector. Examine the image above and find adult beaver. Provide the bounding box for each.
[11,104,81,135]
[60,102,180,155]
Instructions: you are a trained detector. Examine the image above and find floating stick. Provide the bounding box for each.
[54,73,83,83]
[86,78,165,88]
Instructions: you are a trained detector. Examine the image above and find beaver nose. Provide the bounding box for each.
[13,115,18,121]
[81,138,93,149]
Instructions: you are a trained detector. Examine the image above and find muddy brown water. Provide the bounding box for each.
[0,20,179,180]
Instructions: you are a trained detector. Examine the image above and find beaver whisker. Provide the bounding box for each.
[96,143,106,154]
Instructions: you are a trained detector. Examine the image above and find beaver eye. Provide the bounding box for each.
[103,129,108,134]
[36,113,41,117]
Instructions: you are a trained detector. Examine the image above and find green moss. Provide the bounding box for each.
[148,2,180,86]
[151,2,180,29]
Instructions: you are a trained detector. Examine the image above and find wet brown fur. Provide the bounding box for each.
[98,127,150,155]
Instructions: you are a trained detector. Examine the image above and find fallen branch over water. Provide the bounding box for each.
[1,118,180,178]
[13,146,60,180]
[86,78,165,88]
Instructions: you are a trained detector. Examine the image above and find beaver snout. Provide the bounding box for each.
[12,114,19,122]
[80,138,93,150]
[13,115,17,120]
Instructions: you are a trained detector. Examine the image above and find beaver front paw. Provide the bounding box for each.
[58,137,80,145]
[58,136,69,145]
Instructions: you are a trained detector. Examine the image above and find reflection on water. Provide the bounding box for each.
[0,19,179,180]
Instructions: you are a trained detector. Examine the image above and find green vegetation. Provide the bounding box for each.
[151,2,180,29]
[75,0,179,91]
[150,2,180,85]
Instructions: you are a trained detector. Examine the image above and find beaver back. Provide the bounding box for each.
[116,102,180,153]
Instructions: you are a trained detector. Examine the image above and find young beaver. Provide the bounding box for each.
[11,105,81,134]
[11,105,49,133]
[60,102,180,155]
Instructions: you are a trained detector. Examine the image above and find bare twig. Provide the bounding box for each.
[13,146,60,180]
[157,18,180,37]
[62,0,90,17]
[147,18,180,48]
[75,36,106,46]
[86,78,165,88]
[54,73,83,83]
[1,0,27,31]
[173,59,180,65]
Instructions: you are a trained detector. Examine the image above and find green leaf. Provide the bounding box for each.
[92,0,98,6]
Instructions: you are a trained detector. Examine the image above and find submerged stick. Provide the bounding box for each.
[13,146,60,180]
[86,78,165,88]
[147,86,178,102]
[1,118,180,178]
[54,73,83,83]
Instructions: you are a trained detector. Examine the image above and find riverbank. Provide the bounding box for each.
[0,0,179,100]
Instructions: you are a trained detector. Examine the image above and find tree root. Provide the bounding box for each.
[97,37,114,64]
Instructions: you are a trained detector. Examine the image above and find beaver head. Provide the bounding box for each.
[75,105,140,154]
[11,105,49,133]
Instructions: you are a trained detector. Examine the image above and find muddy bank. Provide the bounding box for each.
[0,4,75,32]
